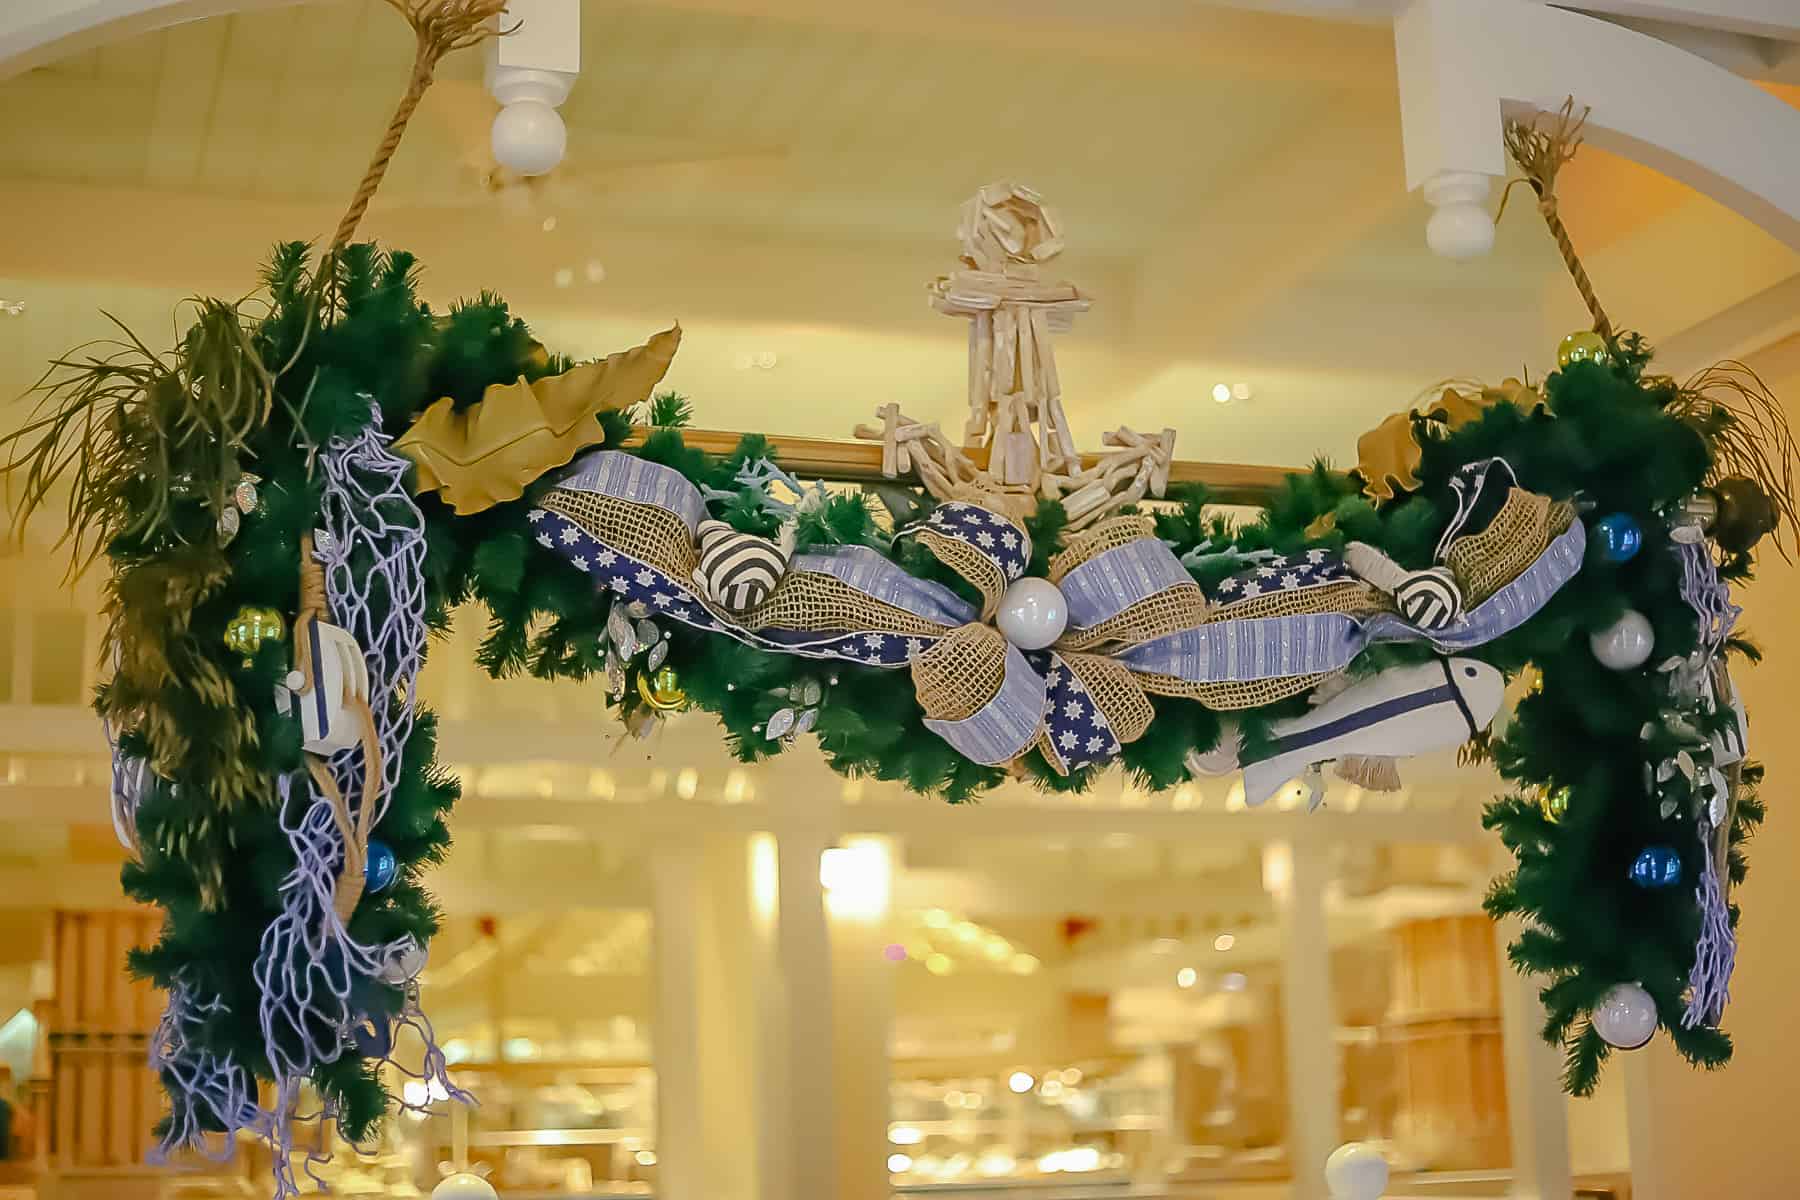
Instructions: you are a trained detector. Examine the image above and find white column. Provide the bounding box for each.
[1493,918,1573,1198]
[650,838,763,1200]
[777,829,838,1199]
[822,838,897,1200]
[1268,840,1337,1200]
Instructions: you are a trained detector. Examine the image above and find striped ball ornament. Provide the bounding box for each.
[1394,567,1463,631]
[694,519,789,613]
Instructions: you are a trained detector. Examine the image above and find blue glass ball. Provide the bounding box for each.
[1628,845,1682,889]
[1592,513,1643,564]
[365,840,399,893]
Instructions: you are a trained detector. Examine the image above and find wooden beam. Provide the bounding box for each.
[623,427,1300,505]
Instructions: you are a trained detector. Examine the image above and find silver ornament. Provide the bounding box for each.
[607,607,638,659]
[798,678,822,707]
[635,619,660,651]
[794,707,819,734]
[377,938,429,985]
[1590,610,1655,671]
[606,652,626,698]
[646,639,669,671]
[313,528,339,558]
[1592,981,1658,1049]
[765,707,797,740]
[1659,797,1679,820]
[627,601,651,619]
[234,474,261,513]
[217,505,241,543]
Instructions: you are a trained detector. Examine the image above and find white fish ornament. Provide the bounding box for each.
[289,618,373,755]
[1240,657,1505,808]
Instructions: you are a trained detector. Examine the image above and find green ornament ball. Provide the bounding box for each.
[1557,329,1610,369]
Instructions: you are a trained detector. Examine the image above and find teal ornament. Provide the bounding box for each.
[365,840,399,893]
[1628,845,1682,889]
[1591,513,1643,564]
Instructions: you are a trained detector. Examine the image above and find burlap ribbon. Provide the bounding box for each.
[530,450,1586,774]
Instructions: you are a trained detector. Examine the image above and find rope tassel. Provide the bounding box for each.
[1502,98,1613,340]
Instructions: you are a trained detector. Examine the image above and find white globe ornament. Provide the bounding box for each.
[1590,609,1655,671]
[434,1172,499,1200]
[995,577,1068,650]
[1423,170,1496,260]
[491,100,566,176]
[1325,1141,1390,1200]
[1593,981,1658,1049]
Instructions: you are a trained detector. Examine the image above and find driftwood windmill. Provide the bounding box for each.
[857,182,1177,527]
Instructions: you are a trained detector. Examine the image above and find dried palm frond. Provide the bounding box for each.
[1668,360,1799,560]
[0,298,271,571]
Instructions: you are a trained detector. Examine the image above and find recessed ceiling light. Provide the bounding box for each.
[1214,933,1236,952]
[553,266,573,288]
[1232,382,1253,401]
[1211,383,1232,404]
[1177,967,1198,989]
[541,215,558,233]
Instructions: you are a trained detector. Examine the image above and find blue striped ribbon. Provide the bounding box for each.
[1059,538,1193,631]
[923,642,1047,765]
[1120,520,1585,683]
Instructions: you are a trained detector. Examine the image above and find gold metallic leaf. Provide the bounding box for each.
[1356,379,1547,501]
[1355,410,1422,503]
[396,325,681,514]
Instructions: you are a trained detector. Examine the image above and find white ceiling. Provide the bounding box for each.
[5,0,1796,473]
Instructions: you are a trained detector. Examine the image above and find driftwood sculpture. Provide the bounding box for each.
[857,182,1176,529]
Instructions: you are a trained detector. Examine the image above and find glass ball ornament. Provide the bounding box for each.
[995,577,1068,650]
[1628,844,1682,889]
[1592,981,1658,1050]
[1711,475,1776,554]
[364,840,399,894]
[1540,786,1571,823]
[433,1172,499,1200]
[636,665,690,713]
[491,100,566,176]
[1590,513,1643,564]
[223,606,286,667]
[1589,609,1654,671]
[1557,329,1610,369]
[1324,1142,1390,1200]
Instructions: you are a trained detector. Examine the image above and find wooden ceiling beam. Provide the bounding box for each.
[625,427,1300,505]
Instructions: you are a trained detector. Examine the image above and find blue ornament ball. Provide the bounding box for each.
[365,839,399,893]
[1592,513,1643,564]
[1628,845,1682,889]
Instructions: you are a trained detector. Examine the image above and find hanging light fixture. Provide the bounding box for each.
[486,0,580,177]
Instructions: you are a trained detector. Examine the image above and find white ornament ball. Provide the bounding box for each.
[434,1172,499,1200]
[1593,981,1658,1050]
[491,100,566,176]
[995,577,1068,650]
[1589,609,1655,671]
[1325,1141,1390,1200]
[1426,201,1496,259]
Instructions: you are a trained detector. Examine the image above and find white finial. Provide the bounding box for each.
[1325,1141,1389,1200]
[433,1172,499,1200]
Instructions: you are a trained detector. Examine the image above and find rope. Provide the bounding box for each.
[295,533,384,926]
[329,0,511,252]
[1501,98,1613,340]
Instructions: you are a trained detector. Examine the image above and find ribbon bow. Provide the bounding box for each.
[528,451,1586,775]
[897,502,1203,773]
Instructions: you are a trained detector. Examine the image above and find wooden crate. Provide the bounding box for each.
[1385,916,1510,1170]
[43,912,163,1172]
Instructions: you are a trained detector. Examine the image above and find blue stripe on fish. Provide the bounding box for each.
[1251,683,1460,764]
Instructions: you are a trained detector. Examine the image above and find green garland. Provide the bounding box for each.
[0,243,1773,1161]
